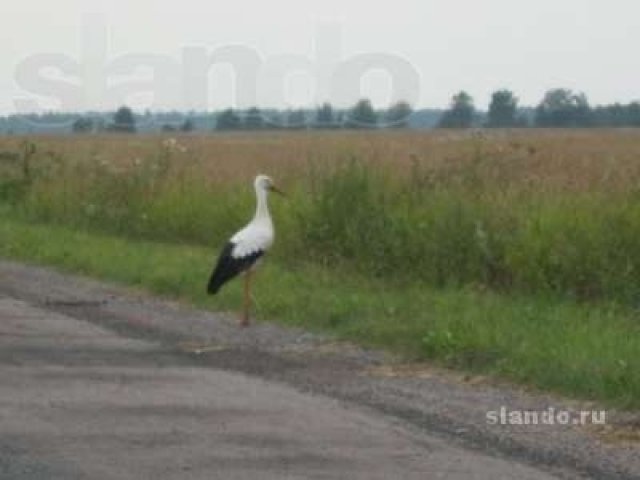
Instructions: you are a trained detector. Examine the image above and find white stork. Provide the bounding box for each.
[207,174,284,327]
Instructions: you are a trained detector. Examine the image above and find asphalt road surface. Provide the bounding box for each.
[0,261,638,479]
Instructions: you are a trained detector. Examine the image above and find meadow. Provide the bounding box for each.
[1,129,640,408]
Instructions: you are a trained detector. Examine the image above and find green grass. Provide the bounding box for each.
[6,150,640,305]
[2,216,639,409]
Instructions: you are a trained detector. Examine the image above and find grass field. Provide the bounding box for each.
[1,129,640,408]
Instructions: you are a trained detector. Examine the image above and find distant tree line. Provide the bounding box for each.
[438,88,640,129]
[2,88,640,135]
[214,99,413,131]
[67,107,197,134]
[0,100,422,134]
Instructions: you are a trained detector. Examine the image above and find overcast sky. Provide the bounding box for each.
[1,0,638,114]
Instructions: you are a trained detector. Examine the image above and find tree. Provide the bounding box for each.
[315,103,335,128]
[180,118,195,132]
[438,92,475,128]
[591,101,640,127]
[628,102,640,126]
[535,89,592,127]
[487,90,518,128]
[216,109,241,130]
[286,109,307,129]
[244,107,264,130]
[384,101,413,128]
[72,117,93,133]
[110,106,136,133]
[346,99,377,128]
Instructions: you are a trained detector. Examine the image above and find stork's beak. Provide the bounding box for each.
[269,185,286,197]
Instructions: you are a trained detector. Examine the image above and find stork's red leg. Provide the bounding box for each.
[241,270,252,327]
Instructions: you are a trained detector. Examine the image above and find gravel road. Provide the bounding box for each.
[0,260,638,479]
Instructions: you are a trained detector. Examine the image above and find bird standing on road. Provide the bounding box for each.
[207,175,284,327]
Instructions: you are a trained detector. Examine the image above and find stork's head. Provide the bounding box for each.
[255,174,285,196]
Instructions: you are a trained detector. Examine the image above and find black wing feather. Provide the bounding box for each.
[207,242,264,294]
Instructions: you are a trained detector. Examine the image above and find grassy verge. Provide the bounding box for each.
[6,142,640,305]
[1,216,639,409]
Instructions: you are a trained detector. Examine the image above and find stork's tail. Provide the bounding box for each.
[207,242,237,295]
[207,242,265,295]
[207,272,223,295]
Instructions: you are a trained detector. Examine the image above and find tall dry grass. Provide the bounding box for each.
[4,129,640,190]
[3,129,640,302]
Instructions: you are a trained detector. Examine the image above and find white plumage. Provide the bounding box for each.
[230,202,274,259]
[207,174,283,326]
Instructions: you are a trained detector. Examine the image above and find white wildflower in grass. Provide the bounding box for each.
[161,137,187,153]
[162,138,177,149]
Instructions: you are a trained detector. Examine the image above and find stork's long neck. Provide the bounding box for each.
[253,187,270,222]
